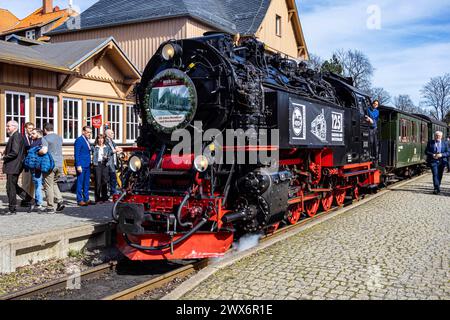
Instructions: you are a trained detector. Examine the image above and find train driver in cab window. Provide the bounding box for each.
[366,100,380,164]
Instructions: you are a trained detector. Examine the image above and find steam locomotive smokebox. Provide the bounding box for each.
[272,91,346,149]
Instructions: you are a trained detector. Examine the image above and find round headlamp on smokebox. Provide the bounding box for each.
[129,156,143,172]
[161,43,183,61]
[194,155,209,173]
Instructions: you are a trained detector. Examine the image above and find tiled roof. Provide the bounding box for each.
[5,34,45,46]
[0,37,137,74]
[0,9,19,33]
[0,6,71,36]
[49,0,271,36]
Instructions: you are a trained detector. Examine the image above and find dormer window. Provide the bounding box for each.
[25,30,36,40]
[276,15,282,37]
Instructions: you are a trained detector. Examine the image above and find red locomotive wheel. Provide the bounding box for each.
[353,186,360,201]
[321,192,334,212]
[334,190,346,207]
[305,199,320,217]
[286,206,302,225]
[266,222,280,234]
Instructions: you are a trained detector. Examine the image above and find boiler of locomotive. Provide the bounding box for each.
[137,36,235,146]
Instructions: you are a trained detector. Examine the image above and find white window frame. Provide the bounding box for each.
[108,102,123,143]
[275,15,282,37]
[62,98,82,143]
[126,104,139,143]
[35,94,58,133]
[86,100,104,140]
[25,29,36,40]
[5,91,30,141]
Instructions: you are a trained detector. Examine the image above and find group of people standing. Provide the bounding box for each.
[74,126,122,206]
[1,121,64,215]
[0,121,122,215]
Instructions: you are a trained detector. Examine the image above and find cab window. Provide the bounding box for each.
[355,94,369,117]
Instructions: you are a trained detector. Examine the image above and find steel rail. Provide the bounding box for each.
[0,261,117,300]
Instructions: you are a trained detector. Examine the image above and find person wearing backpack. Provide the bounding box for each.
[39,123,65,214]
[27,129,45,213]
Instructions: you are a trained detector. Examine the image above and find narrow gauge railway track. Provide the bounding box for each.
[0,174,428,300]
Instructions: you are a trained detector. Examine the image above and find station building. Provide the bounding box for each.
[0,37,141,185]
[48,0,309,72]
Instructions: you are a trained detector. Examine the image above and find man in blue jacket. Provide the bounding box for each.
[425,131,449,195]
[75,126,94,206]
[366,99,380,164]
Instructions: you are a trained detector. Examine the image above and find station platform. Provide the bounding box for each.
[166,173,450,300]
[0,192,114,274]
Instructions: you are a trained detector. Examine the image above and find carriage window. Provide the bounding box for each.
[411,122,417,143]
[421,124,428,143]
[400,119,408,143]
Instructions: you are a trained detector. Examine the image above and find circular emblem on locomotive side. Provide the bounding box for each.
[292,106,303,137]
[144,68,197,134]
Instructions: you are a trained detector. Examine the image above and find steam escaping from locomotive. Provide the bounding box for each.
[234,234,262,253]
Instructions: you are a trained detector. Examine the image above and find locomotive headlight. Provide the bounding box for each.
[129,156,142,172]
[194,155,209,173]
[161,43,182,61]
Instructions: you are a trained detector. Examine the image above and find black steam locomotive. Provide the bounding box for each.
[113,33,385,260]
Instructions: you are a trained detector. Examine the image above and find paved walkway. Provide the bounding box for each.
[0,191,113,242]
[180,174,450,300]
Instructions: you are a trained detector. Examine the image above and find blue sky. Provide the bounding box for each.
[1,0,449,105]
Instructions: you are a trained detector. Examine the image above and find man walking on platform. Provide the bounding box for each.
[75,126,94,206]
[0,121,31,215]
[425,131,449,195]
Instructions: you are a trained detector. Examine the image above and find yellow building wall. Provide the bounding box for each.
[255,0,299,59]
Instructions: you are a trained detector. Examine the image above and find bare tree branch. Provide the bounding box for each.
[306,53,324,72]
[369,87,391,105]
[334,49,374,91]
[421,73,450,121]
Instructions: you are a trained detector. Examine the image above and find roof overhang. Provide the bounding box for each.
[70,37,141,79]
[0,16,63,36]
[285,0,309,60]
[0,56,71,74]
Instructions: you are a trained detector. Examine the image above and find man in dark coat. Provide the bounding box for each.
[1,121,31,215]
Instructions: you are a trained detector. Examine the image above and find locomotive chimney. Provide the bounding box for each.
[43,0,53,14]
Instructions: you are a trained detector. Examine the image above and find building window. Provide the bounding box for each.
[5,91,29,140]
[35,95,57,132]
[108,103,123,143]
[63,98,82,142]
[25,30,36,40]
[276,15,282,37]
[126,104,139,143]
[86,100,104,140]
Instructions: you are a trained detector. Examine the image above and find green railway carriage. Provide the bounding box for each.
[378,106,428,175]
[413,114,449,141]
